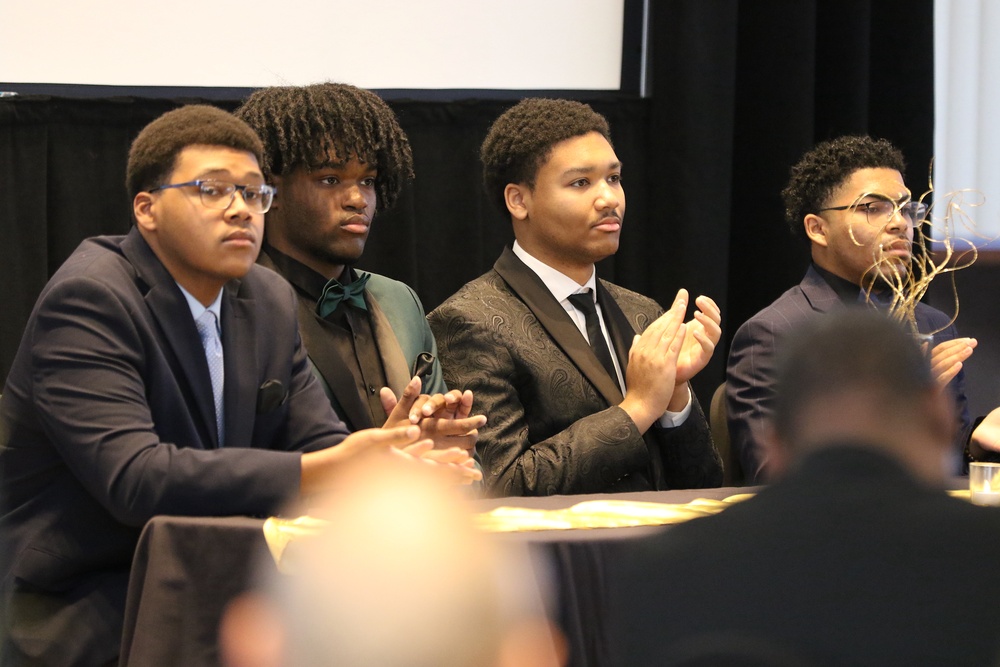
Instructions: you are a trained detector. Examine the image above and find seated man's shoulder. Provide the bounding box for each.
[600,280,660,311]
[732,283,816,344]
[429,270,508,320]
[364,272,421,306]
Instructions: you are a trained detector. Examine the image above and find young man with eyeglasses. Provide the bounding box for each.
[0,104,478,666]
[726,135,976,483]
[429,98,723,496]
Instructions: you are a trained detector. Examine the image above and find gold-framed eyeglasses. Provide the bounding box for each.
[818,195,928,227]
[148,179,276,213]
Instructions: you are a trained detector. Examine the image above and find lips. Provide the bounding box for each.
[880,238,911,254]
[340,215,371,235]
[224,231,256,245]
[592,215,622,232]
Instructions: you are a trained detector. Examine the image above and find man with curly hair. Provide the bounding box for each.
[0,104,478,666]
[727,135,976,483]
[236,84,480,454]
[429,98,724,496]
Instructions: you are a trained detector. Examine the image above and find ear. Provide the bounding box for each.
[133,192,157,233]
[803,213,829,247]
[504,183,529,221]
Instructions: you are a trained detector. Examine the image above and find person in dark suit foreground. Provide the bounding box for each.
[0,105,478,666]
[236,84,479,449]
[727,136,976,483]
[609,311,1000,667]
[429,98,723,496]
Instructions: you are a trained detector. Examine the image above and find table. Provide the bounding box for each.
[118,487,757,667]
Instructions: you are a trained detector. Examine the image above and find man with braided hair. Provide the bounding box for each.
[429,98,723,496]
[237,84,477,454]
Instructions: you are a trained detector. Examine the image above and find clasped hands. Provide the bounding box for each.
[620,289,721,433]
[380,376,484,484]
[300,377,484,495]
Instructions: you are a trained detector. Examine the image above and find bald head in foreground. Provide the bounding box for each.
[609,311,1000,667]
[220,459,565,667]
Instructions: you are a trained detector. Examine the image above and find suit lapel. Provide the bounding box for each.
[494,247,623,404]
[121,228,219,448]
[800,265,843,314]
[221,281,258,448]
[596,281,635,383]
[366,291,411,398]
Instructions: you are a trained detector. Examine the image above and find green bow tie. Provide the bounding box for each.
[316,273,370,317]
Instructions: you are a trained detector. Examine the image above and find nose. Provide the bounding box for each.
[595,180,620,211]
[343,183,370,211]
[885,205,909,233]
[225,189,254,223]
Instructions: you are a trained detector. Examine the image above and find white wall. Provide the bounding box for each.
[0,0,625,90]
[934,0,1000,249]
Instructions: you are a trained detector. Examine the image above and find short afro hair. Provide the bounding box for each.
[126,104,263,201]
[235,83,414,211]
[480,98,611,216]
[782,135,906,237]
[772,310,933,446]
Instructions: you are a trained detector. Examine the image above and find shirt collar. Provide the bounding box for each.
[177,283,223,326]
[264,242,357,300]
[811,262,866,305]
[512,241,597,303]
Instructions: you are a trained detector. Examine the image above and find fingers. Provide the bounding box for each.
[637,290,687,350]
[420,415,486,438]
[418,389,464,419]
[379,386,398,418]
[399,439,435,457]
[930,338,975,388]
[363,424,422,450]
[691,295,722,346]
[382,376,422,427]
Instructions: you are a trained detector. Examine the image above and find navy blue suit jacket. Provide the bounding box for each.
[726,265,971,483]
[0,228,349,665]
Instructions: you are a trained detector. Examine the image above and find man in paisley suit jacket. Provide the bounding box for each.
[727,136,978,483]
[0,105,476,666]
[429,98,723,496]
[237,84,480,451]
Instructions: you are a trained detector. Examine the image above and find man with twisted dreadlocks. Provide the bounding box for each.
[236,84,478,455]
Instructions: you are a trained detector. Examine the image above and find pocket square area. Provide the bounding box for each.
[256,379,288,413]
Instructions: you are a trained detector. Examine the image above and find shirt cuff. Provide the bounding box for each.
[656,385,692,428]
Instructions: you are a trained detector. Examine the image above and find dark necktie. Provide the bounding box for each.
[567,289,620,388]
[316,273,371,318]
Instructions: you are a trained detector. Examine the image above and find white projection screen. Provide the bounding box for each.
[0,0,634,95]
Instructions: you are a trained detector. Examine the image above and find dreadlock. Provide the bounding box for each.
[236,83,414,211]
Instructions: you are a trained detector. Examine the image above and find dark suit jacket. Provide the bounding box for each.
[0,229,350,666]
[258,252,446,431]
[727,265,971,482]
[606,446,1000,667]
[428,247,721,497]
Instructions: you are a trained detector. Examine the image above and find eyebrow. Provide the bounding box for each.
[560,161,622,178]
[195,168,264,182]
[313,160,378,173]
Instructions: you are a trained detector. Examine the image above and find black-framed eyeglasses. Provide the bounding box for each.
[817,196,928,227]
[148,179,276,214]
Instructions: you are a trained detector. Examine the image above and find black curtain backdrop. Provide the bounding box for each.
[0,0,935,407]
